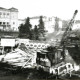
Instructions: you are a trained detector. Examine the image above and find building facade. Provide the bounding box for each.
[72,20,80,30]
[0,7,68,33]
[30,16,63,33]
[0,7,18,31]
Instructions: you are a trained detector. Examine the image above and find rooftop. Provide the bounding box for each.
[0,7,18,12]
[0,7,7,10]
[8,7,18,12]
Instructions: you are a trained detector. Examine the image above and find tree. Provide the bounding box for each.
[18,17,32,38]
[30,25,39,40]
[18,23,24,37]
[24,17,32,38]
[34,25,39,40]
[38,16,45,40]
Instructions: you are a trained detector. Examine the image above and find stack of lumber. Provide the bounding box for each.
[0,48,37,68]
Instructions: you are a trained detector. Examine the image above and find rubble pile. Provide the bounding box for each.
[0,44,37,69]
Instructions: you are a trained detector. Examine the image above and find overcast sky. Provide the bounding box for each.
[0,0,80,20]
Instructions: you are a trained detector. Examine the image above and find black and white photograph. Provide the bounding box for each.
[0,0,80,80]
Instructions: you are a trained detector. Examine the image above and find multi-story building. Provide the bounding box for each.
[44,17,63,32]
[72,20,80,30]
[0,7,64,33]
[30,16,62,33]
[62,20,69,31]
[30,16,47,28]
[0,7,18,31]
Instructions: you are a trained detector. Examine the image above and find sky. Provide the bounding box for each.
[0,0,80,20]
